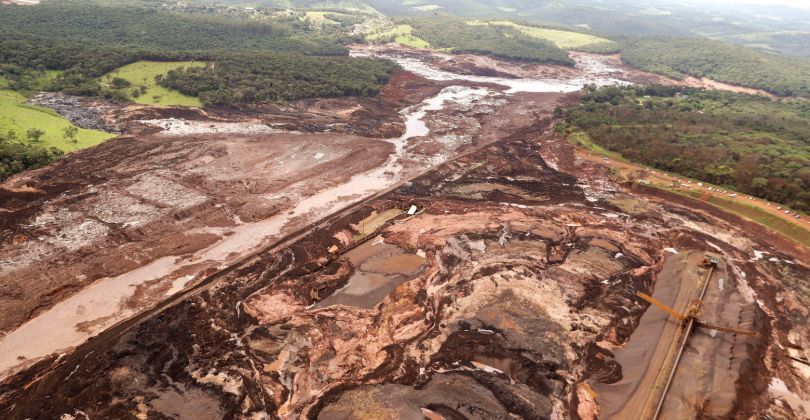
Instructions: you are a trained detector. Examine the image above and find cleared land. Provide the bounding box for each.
[367,24,431,48]
[468,20,616,49]
[101,61,206,107]
[303,11,341,25]
[0,90,113,152]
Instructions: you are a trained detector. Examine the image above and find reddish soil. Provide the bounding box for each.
[0,50,808,420]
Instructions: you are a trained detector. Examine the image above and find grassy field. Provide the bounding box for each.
[681,189,810,248]
[468,21,615,49]
[367,24,431,48]
[0,90,114,152]
[101,61,206,107]
[303,11,341,25]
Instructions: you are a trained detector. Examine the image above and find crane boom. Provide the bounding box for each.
[635,291,686,321]
[697,322,758,337]
[635,291,757,336]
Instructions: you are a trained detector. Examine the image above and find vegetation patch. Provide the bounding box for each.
[0,1,401,107]
[367,24,431,48]
[101,61,206,107]
[680,189,810,248]
[0,90,113,152]
[0,89,114,180]
[406,16,575,65]
[0,2,345,55]
[468,20,617,51]
[563,84,810,210]
[157,54,399,106]
[620,37,810,97]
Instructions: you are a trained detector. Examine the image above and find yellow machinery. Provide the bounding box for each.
[636,253,757,420]
[635,291,757,337]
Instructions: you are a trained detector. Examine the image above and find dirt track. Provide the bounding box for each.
[1,48,809,419]
[574,149,810,234]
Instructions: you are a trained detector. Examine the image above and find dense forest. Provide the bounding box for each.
[562,85,810,210]
[620,37,810,97]
[406,17,575,66]
[0,2,345,55]
[158,54,399,106]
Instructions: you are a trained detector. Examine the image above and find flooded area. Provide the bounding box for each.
[3,43,805,420]
[352,47,631,93]
[315,238,425,309]
[0,67,512,380]
[0,47,641,382]
[592,250,761,419]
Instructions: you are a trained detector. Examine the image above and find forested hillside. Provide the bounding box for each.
[0,1,398,105]
[620,37,810,97]
[563,85,810,209]
[0,0,398,181]
[0,2,344,54]
[407,17,574,65]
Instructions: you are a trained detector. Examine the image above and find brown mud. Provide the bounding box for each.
[0,49,808,419]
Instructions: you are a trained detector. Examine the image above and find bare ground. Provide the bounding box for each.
[0,51,808,419]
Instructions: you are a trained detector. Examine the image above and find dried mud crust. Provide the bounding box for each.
[0,131,394,336]
[0,70,454,337]
[2,112,806,420]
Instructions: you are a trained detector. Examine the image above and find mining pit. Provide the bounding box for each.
[1,45,809,419]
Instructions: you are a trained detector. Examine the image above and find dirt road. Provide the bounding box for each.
[574,148,810,232]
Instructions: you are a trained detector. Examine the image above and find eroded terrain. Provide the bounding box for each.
[1,46,808,419]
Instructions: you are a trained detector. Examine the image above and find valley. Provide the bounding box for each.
[1,1,809,419]
[1,44,808,419]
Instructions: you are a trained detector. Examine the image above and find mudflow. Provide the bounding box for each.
[0,45,808,419]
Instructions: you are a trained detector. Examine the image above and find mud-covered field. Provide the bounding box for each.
[1,47,808,419]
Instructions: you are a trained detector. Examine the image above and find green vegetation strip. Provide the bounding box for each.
[620,37,810,97]
[680,189,810,248]
[405,16,574,65]
[564,85,810,211]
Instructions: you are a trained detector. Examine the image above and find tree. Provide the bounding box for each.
[6,129,18,143]
[110,77,131,89]
[26,128,45,143]
[63,126,79,143]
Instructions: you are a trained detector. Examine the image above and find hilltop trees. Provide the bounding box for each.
[565,85,810,209]
[407,16,575,66]
[620,37,810,98]
[0,136,63,181]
